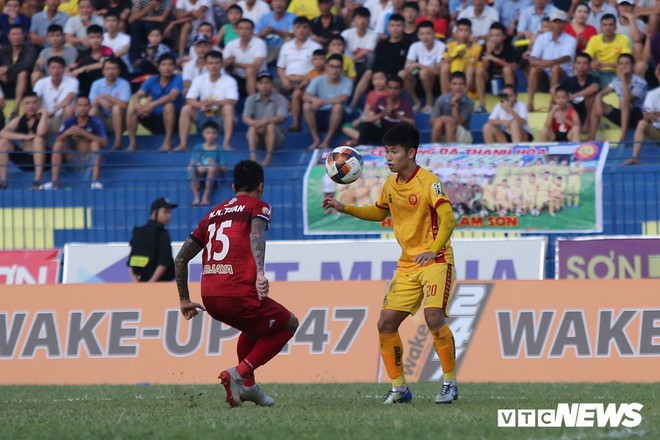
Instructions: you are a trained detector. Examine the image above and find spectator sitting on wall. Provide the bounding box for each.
[0,93,49,190]
[44,95,108,190]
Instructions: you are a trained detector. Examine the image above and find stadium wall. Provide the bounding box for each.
[1,280,658,385]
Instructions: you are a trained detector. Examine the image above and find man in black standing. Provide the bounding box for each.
[128,197,177,282]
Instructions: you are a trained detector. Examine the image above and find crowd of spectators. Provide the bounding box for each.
[0,0,658,191]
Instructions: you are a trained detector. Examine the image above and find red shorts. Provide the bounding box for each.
[202,295,292,337]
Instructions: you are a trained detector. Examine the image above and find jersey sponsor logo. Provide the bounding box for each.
[202,264,234,275]
[409,194,418,205]
[432,181,445,196]
[262,206,271,216]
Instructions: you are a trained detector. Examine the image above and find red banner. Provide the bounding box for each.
[0,250,60,285]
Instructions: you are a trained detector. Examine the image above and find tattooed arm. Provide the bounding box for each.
[175,237,206,320]
[250,217,269,300]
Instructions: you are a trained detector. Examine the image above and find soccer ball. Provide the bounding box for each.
[325,147,364,184]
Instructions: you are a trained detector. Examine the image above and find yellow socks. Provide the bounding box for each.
[379,332,406,386]
[432,324,456,382]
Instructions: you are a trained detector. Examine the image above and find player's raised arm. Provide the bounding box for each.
[250,217,270,300]
[322,197,389,221]
[175,237,205,320]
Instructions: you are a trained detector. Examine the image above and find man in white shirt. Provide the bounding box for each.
[175,50,239,151]
[401,20,446,113]
[223,18,267,97]
[623,63,660,165]
[276,16,322,95]
[526,10,577,111]
[457,0,499,43]
[237,0,272,24]
[483,84,533,142]
[64,0,104,52]
[33,56,79,137]
[340,7,378,78]
[103,13,131,74]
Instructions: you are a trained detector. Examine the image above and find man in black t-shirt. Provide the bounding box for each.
[349,14,411,109]
[0,93,48,189]
[476,22,517,113]
[128,197,178,282]
[559,52,601,133]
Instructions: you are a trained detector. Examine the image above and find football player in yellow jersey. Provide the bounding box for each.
[549,175,565,217]
[535,171,553,214]
[567,161,583,207]
[523,173,539,215]
[509,177,525,216]
[322,123,459,405]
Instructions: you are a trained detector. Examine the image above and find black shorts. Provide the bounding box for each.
[139,113,178,134]
[8,143,51,172]
[555,132,569,142]
[605,106,644,128]
[573,101,587,125]
[504,131,533,143]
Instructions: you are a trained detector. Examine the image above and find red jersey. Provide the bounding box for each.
[551,107,575,134]
[190,195,272,297]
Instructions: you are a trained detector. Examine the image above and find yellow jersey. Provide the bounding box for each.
[287,0,321,20]
[443,41,482,73]
[376,166,455,271]
[585,34,631,71]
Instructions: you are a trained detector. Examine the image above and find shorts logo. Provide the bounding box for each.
[409,194,418,205]
[432,182,445,196]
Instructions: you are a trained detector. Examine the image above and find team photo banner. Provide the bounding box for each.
[303,142,609,235]
[1,280,657,385]
[62,238,546,283]
[556,236,660,279]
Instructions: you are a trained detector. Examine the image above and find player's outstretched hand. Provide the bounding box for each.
[414,251,437,267]
[322,197,345,213]
[256,273,269,300]
[180,299,206,320]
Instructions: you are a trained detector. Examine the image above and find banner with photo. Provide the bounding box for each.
[303,142,609,235]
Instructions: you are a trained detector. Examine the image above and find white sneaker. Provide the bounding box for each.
[219,367,243,408]
[91,181,103,190]
[435,381,459,404]
[240,384,275,406]
[40,181,60,190]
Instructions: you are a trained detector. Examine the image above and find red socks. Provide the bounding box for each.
[235,329,294,385]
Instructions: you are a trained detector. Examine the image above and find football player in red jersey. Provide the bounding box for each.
[174,160,299,408]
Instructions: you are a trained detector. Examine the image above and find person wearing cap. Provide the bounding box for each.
[176,50,239,152]
[171,0,215,61]
[223,18,267,97]
[526,9,577,112]
[516,0,558,40]
[242,72,288,167]
[182,33,211,96]
[128,197,177,283]
[585,13,631,86]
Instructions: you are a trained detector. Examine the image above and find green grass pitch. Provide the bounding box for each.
[1,383,657,439]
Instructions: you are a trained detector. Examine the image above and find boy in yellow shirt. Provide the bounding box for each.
[440,18,482,96]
